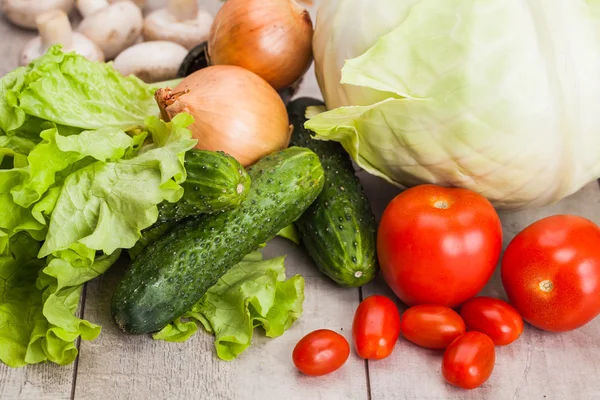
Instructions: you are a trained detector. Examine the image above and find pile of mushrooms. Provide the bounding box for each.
[10,0,215,83]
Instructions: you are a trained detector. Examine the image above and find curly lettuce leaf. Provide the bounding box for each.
[153,251,305,361]
[0,113,196,367]
[39,114,196,258]
[0,45,158,134]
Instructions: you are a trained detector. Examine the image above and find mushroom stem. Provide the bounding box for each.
[168,0,198,21]
[36,10,73,50]
[77,0,109,17]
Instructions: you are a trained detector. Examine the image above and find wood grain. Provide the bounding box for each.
[362,180,600,400]
[74,240,367,400]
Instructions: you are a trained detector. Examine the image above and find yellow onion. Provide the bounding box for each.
[155,65,291,166]
[208,0,313,91]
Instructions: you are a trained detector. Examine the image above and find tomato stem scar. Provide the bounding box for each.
[539,279,554,292]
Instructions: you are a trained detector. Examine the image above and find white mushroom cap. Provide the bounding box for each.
[20,10,104,66]
[108,0,146,8]
[1,0,75,29]
[142,0,214,50]
[113,41,187,83]
[77,0,143,60]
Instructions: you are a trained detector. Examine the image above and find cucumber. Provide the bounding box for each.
[288,98,378,287]
[112,147,324,334]
[156,149,250,224]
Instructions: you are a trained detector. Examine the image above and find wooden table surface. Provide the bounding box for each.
[1,1,600,399]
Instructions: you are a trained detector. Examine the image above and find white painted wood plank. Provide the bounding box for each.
[74,239,368,400]
[362,177,600,400]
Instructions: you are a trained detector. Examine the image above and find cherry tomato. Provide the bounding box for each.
[460,296,524,345]
[401,304,466,350]
[442,332,495,389]
[292,329,350,376]
[501,215,600,332]
[378,184,502,308]
[352,295,401,360]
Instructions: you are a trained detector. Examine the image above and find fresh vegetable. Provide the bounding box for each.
[378,184,502,307]
[111,147,325,334]
[143,0,214,50]
[305,0,600,210]
[442,332,495,390]
[292,329,350,376]
[0,46,197,367]
[76,0,143,60]
[460,297,523,346]
[288,98,377,287]
[208,0,313,90]
[501,215,600,332]
[2,0,74,29]
[352,295,400,360]
[20,10,104,66]
[154,251,304,361]
[177,42,210,78]
[1,45,159,134]
[113,41,188,83]
[401,305,466,350]
[155,65,291,167]
[156,149,250,225]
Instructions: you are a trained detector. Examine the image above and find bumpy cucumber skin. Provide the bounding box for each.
[156,149,250,224]
[289,98,378,287]
[112,147,324,334]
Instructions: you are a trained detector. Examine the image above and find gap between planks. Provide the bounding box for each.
[359,287,373,400]
[69,282,87,400]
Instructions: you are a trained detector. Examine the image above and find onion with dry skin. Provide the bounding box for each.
[156,65,291,167]
[208,0,313,91]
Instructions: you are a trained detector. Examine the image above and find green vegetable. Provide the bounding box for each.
[0,46,197,367]
[112,147,325,334]
[289,98,377,287]
[308,0,600,210]
[1,45,159,135]
[156,149,250,224]
[153,251,304,360]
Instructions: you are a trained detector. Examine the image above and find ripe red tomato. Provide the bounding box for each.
[292,329,350,376]
[501,215,600,332]
[401,304,466,350]
[378,184,502,308]
[352,295,401,359]
[460,297,523,346]
[442,332,495,389]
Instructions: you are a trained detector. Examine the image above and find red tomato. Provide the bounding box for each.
[442,332,495,389]
[501,215,600,332]
[401,304,466,350]
[352,295,401,359]
[460,296,523,346]
[292,329,350,376]
[378,184,502,308]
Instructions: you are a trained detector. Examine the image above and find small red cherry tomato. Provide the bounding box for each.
[352,295,401,360]
[460,296,524,346]
[292,329,350,376]
[442,332,496,389]
[401,304,466,349]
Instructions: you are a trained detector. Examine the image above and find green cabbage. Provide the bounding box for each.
[307,0,600,209]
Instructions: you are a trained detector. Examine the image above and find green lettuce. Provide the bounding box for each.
[0,46,197,367]
[0,45,158,134]
[153,251,305,361]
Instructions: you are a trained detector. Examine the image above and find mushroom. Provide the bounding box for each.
[20,10,104,66]
[76,0,143,60]
[142,0,214,50]
[113,41,188,83]
[108,0,146,8]
[1,0,75,30]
